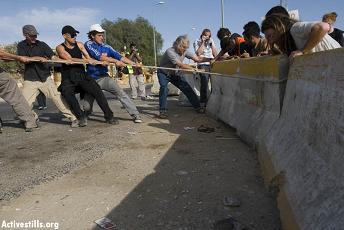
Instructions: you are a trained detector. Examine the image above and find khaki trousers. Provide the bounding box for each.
[129,74,146,98]
[22,77,76,121]
[0,72,36,128]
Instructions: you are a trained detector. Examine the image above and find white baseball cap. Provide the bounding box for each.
[89,24,105,33]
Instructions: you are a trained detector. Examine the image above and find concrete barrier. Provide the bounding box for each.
[150,71,181,95]
[208,48,344,229]
[207,55,289,145]
[258,48,344,230]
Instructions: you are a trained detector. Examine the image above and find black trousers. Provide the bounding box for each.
[197,64,211,104]
[59,77,113,120]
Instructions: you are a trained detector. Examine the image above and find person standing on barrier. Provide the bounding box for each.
[193,29,217,109]
[56,25,118,126]
[17,25,78,127]
[261,14,341,59]
[158,35,211,119]
[0,50,38,132]
[83,24,142,123]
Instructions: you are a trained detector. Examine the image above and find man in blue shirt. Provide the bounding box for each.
[83,24,142,123]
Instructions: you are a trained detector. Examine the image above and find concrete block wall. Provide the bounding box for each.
[208,48,344,230]
[207,55,289,145]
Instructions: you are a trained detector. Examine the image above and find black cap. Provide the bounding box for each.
[61,25,79,35]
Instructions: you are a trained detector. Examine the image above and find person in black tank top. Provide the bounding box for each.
[56,25,118,126]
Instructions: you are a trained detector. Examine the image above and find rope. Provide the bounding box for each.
[1,58,287,83]
[141,65,287,83]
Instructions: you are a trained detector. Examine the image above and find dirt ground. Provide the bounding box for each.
[0,93,281,230]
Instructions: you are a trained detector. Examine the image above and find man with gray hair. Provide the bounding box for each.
[157,35,211,118]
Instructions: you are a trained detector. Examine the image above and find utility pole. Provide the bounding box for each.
[153,1,165,67]
[221,0,225,27]
[280,0,288,9]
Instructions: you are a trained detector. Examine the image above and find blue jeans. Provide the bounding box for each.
[158,70,200,111]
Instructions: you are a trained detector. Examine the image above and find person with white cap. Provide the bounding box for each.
[56,25,118,126]
[83,24,142,123]
[17,25,78,127]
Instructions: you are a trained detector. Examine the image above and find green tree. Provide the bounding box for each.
[0,43,24,73]
[101,16,163,66]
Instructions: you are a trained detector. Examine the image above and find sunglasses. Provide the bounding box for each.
[68,33,77,38]
[27,34,37,38]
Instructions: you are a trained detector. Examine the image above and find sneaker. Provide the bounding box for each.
[133,115,143,123]
[158,111,168,119]
[70,119,79,128]
[106,117,119,125]
[78,117,87,127]
[131,96,138,100]
[38,106,47,110]
[35,118,41,127]
[25,127,33,132]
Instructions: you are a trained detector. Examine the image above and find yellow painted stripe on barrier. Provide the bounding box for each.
[212,55,286,79]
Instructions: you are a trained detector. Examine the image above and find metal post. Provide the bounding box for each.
[153,26,157,67]
[280,0,287,8]
[153,1,165,67]
[221,0,224,27]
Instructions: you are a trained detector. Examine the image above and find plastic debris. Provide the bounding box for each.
[94,217,117,229]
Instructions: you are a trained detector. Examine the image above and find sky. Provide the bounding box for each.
[0,0,343,54]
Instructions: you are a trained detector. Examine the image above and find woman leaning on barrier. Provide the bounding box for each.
[261,14,341,59]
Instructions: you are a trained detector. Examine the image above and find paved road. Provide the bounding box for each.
[0,87,281,230]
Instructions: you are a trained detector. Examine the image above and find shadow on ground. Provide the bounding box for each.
[92,100,281,230]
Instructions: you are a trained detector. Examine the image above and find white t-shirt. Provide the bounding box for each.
[290,21,341,53]
[193,38,216,65]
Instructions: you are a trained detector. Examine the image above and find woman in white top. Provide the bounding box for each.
[193,29,217,107]
[261,14,341,59]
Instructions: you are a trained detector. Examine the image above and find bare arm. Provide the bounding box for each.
[0,50,31,62]
[99,55,126,67]
[211,44,218,57]
[175,60,195,70]
[77,42,104,65]
[195,41,205,56]
[56,44,82,62]
[129,51,142,63]
[213,49,227,62]
[174,56,211,71]
[190,55,212,63]
[119,56,141,67]
[290,22,330,58]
